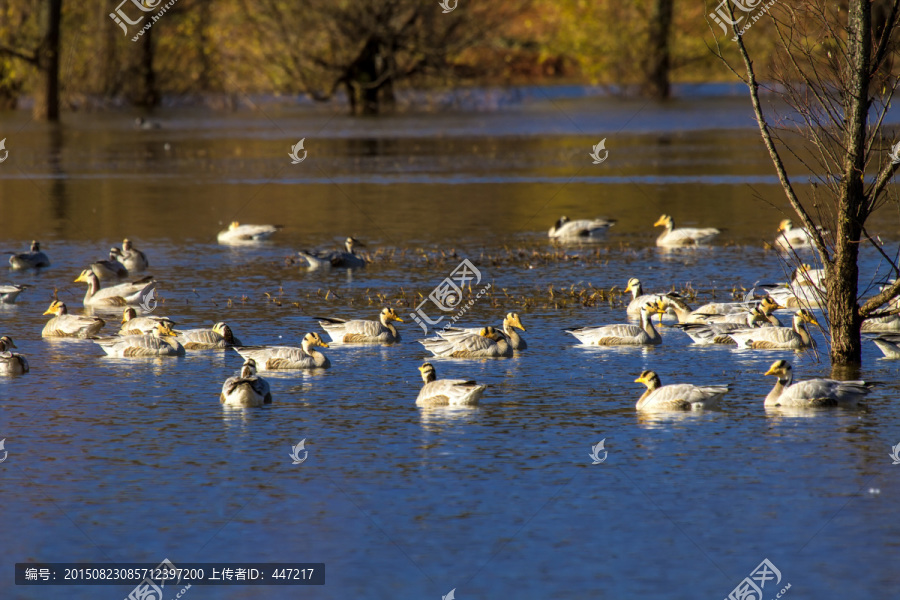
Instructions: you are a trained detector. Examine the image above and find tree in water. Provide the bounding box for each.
[714,0,900,372]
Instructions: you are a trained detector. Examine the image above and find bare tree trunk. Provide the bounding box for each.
[642,0,673,99]
[132,25,158,107]
[32,0,62,121]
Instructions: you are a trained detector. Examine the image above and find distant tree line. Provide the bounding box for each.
[0,0,768,121]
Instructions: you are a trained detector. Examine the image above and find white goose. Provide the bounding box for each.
[94,323,185,357]
[318,307,402,344]
[763,360,869,407]
[175,322,242,349]
[634,370,728,411]
[415,362,486,407]
[120,239,149,272]
[567,302,663,346]
[90,248,129,280]
[548,216,615,239]
[74,270,155,308]
[419,326,513,358]
[299,237,368,269]
[233,332,330,370]
[0,336,29,375]
[774,219,816,250]
[442,312,527,350]
[625,278,671,317]
[8,240,50,270]
[870,333,900,358]
[220,359,272,407]
[42,301,106,338]
[727,309,819,350]
[118,307,176,336]
[653,214,720,247]
[0,284,29,304]
[673,307,767,345]
[217,221,282,243]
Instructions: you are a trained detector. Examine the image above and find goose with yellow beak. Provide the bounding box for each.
[94,322,185,357]
[220,358,272,407]
[653,214,720,247]
[634,370,728,411]
[217,221,282,243]
[566,302,663,346]
[727,309,819,350]
[0,336,29,375]
[763,360,869,407]
[233,332,330,370]
[419,326,513,358]
[74,270,155,308]
[175,322,242,349]
[774,219,815,250]
[416,362,486,407]
[442,312,527,350]
[317,307,403,343]
[42,301,106,338]
[118,307,175,336]
[625,278,672,317]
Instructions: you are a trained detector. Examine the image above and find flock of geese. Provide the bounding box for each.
[1,213,894,412]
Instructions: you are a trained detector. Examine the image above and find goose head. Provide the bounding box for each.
[301,332,329,351]
[418,362,437,384]
[74,269,99,286]
[121,307,138,323]
[505,312,526,332]
[0,335,17,351]
[346,237,366,253]
[634,370,662,391]
[380,307,404,325]
[764,359,793,384]
[213,322,235,342]
[242,358,258,376]
[653,214,673,230]
[30,240,41,252]
[625,277,642,296]
[43,300,67,316]
[777,219,793,233]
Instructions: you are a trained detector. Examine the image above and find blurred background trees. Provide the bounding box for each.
[0,0,775,120]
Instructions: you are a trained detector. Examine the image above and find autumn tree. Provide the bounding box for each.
[0,0,62,120]
[238,0,526,115]
[714,0,900,370]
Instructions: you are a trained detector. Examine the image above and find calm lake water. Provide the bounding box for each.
[1,88,900,600]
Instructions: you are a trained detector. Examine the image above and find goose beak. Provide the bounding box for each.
[43,305,57,316]
[74,272,87,283]
[764,366,778,376]
[634,375,645,383]
[653,216,666,227]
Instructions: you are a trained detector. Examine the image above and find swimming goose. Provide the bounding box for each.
[673,306,767,345]
[220,359,272,407]
[118,307,176,336]
[548,216,615,239]
[233,332,330,370]
[318,307,402,344]
[702,297,784,326]
[298,237,368,269]
[90,248,128,280]
[419,326,513,358]
[94,322,185,357]
[870,333,900,358]
[416,362,487,407]
[0,284,29,304]
[763,360,869,407]
[120,239,149,272]
[625,278,671,317]
[566,302,663,346]
[42,301,106,338]
[217,221,282,243]
[727,309,819,350]
[8,241,50,270]
[175,322,242,349]
[774,220,816,250]
[653,214,720,247]
[0,336,29,375]
[634,370,728,411]
[863,301,900,333]
[134,116,161,130]
[444,312,527,350]
[74,270,155,307]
